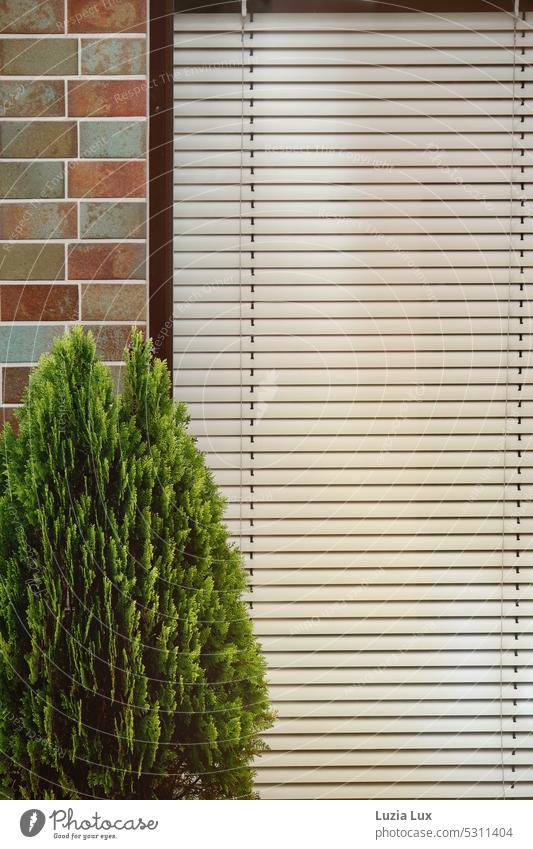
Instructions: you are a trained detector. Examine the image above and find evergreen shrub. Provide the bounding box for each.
[0,328,272,799]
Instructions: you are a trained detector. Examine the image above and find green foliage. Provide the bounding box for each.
[0,328,272,799]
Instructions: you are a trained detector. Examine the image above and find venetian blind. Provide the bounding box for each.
[173,9,533,799]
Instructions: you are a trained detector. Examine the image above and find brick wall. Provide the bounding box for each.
[0,0,149,426]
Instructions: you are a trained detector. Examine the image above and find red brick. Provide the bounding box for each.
[2,366,33,404]
[68,161,146,198]
[68,244,145,280]
[0,203,77,240]
[0,284,78,321]
[67,0,146,33]
[68,80,146,118]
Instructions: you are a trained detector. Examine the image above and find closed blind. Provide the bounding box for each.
[173,10,533,799]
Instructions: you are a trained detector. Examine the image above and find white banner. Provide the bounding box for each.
[2,799,532,849]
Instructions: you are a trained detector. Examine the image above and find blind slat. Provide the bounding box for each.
[174,12,530,30]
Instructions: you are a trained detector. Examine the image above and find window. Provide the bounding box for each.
[171,5,533,798]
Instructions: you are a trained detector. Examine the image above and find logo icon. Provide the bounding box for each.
[20,810,46,838]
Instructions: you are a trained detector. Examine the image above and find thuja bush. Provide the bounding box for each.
[0,328,272,799]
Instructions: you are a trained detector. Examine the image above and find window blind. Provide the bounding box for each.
[173,10,533,799]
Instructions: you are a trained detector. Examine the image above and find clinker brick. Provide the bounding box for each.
[0,325,63,362]
[0,81,64,118]
[81,283,146,320]
[69,243,145,280]
[0,203,77,240]
[67,0,145,34]
[83,324,144,360]
[81,38,146,75]
[79,121,145,159]
[0,0,64,34]
[68,161,146,198]
[0,163,64,199]
[0,122,77,159]
[80,202,146,239]
[68,80,146,117]
[0,284,78,321]
[2,367,33,404]
[0,39,77,75]
[0,244,65,281]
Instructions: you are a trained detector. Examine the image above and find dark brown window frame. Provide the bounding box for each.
[149,0,175,370]
[172,1,533,12]
[149,0,533,373]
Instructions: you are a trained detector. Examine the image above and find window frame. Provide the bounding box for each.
[149,0,175,370]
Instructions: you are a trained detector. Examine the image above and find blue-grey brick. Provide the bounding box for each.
[0,325,62,363]
[79,121,146,159]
